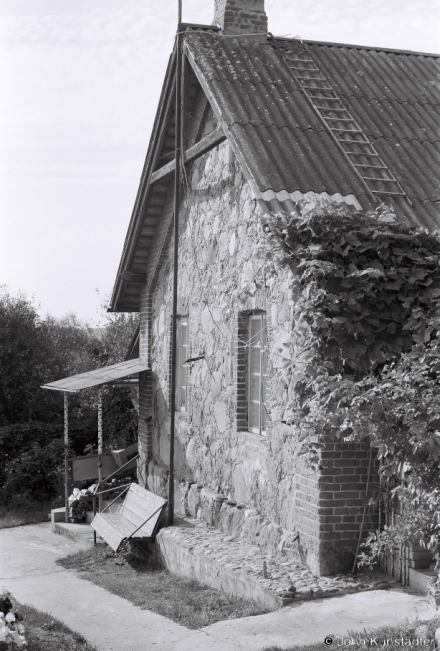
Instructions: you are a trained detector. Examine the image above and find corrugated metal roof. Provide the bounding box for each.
[309,44,440,105]
[342,96,440,145]
[185,31,440,229]
[228,122,368,196]
[42,359,148,393]
[110,30,440,312]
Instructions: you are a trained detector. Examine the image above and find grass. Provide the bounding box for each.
[262,616,440,650]
[57,545,270,629]
[1,594,97,651]
[0,502,53,529]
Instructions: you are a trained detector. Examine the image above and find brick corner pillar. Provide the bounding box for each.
[138,284,153,489]
[295,441,379,576]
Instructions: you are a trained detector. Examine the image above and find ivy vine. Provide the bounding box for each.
[265,195,440,570]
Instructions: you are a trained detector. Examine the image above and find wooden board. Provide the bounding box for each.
[149,126,226,184]
[91,514,125,552]
[119,505,157,538]
[91,484,167,551]
[121,484,167,539]
[70,453,117,483]
[122,484,166,514]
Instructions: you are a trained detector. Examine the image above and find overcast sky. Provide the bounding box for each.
[1,0,439,323]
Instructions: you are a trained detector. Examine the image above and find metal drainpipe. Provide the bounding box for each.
[169,0,183,526]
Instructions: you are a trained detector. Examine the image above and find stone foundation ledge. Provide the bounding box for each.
[147,469,304,565]
[129,516,399,610]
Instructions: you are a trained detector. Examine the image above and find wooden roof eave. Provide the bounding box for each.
[110,39,233,313]
[109,46,178,313]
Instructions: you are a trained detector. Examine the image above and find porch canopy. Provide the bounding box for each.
[42,358,148,522]
[42,358,148,392]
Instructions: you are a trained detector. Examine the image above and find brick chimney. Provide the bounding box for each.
[213,0,268,36]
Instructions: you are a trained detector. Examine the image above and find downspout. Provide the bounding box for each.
[169,0,183,526]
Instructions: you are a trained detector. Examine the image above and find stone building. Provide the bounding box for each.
[109,0,440,574]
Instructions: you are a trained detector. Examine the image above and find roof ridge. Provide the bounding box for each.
[271,37,440,59]
[183,31,440,57]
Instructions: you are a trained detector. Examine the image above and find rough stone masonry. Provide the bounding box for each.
[135,119,376,575]
[134,0,377,577]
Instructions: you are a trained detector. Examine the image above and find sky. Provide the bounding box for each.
[0,0,439,324]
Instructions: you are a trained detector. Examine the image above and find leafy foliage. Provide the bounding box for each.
[0,288,101,427]
[97,307,139,450]
[0,288,139,505]
[0,423,64,504]
[266,196,440,567]
[358,483,440,570]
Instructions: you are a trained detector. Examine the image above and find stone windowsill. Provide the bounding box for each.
[237,430,269,444]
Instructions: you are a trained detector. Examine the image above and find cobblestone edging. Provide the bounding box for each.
[131,516,399,609]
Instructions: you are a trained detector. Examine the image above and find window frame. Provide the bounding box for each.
[175,316,189,413]
[236,310,267,436]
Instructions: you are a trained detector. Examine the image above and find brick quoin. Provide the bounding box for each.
[295,441,379,575]
[137,283,153,488]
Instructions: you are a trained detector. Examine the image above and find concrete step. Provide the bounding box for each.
[53,522,104,548]
[409,567,435,594]
[408,551,433,560]
[51,501,123,528]
[408,558,433,569]
[383,556,435,593]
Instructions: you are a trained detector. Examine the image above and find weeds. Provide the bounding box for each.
[58,545,269,629]
[0,594,96,651]
[263,616,440,650]
[0,503,53,530]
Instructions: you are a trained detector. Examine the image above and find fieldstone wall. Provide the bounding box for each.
[140,138,375,574]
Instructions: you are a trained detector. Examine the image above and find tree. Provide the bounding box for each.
[0,286,48,425]
[98,307,139,450]
[0,287,104,426]
[0,287,139,504]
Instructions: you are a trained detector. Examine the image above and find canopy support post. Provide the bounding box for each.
[98,388,103,513]
[64,392,69,523]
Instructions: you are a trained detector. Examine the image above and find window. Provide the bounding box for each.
[248,313,267,434]
[235,311,268,435]
[176,317,188,412]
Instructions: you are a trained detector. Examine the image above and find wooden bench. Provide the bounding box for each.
[91,483,167,553]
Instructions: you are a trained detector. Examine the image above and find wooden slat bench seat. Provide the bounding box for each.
[91,483,167,552]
